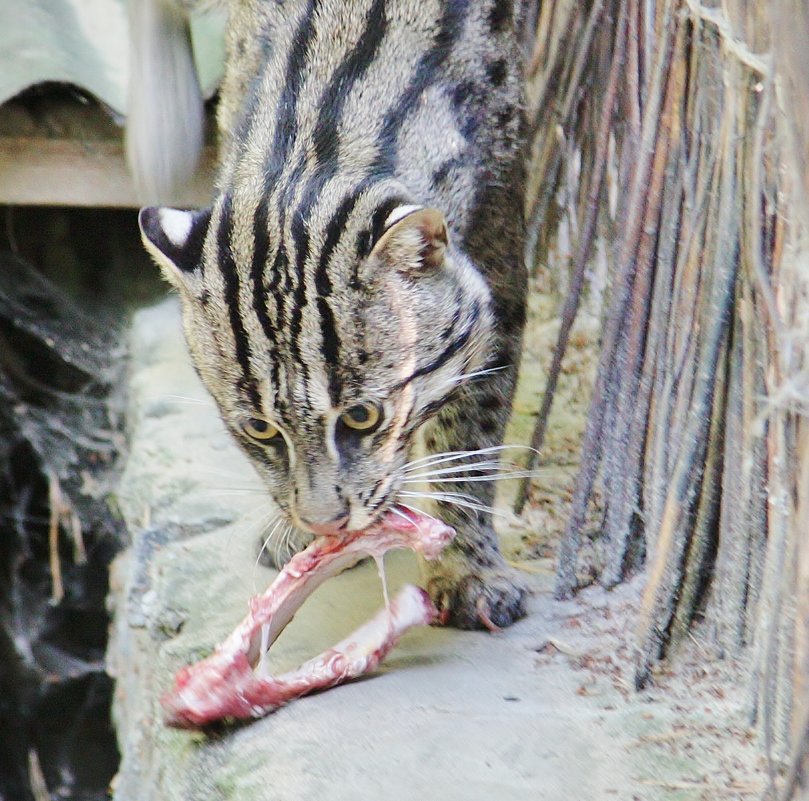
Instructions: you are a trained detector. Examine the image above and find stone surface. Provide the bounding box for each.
[108,298,764,801]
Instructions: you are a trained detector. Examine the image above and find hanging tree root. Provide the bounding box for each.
[552,0,680,600]
[0,248,125,798]
[514,0,628,516]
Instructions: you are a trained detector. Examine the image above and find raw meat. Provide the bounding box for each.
[162,507,455,727]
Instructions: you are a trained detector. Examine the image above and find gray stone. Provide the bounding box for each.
[108,298,761,801]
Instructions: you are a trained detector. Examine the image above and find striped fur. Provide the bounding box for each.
[140,0,529,628]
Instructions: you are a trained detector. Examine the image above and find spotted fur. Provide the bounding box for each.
[139,0,528,628]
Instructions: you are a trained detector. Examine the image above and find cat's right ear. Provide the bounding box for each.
[138,206,211,290]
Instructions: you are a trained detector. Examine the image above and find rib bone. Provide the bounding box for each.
[162,507,455,727]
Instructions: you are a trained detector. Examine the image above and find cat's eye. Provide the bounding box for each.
[340,402,382,433]
[241,417,281,442]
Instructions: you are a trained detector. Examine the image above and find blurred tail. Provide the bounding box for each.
[126,0,204,204]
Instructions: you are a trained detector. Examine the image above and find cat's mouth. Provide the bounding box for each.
[161,505,455,727]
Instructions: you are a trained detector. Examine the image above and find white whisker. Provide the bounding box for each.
[399,502,444,525]
[218,503,279,583]
[255,516,285,567]
[152,394,208,406]
[401,470,540,485]
[206,488,270,497]
[389,505,415,523]
[442,365,508,386]
[402,461,509,479]
[280,524,295,562]
[398,490,509,519]
[252,516,290,592]
[402,445,539,473]
[403,445,518,472]
[397,501,440,523]
[408,460,504,473]
[401,488,478,505]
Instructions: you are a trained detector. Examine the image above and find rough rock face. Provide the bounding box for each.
[107,299,558,801]
[108,299,260,800]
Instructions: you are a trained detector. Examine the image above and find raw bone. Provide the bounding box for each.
[162,508,455,727]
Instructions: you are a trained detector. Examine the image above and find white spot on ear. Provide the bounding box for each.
[384,204,423,230]
[159,208,194,247]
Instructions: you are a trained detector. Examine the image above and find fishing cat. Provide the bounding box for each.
[136,0,529,629]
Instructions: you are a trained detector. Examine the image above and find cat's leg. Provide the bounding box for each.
[416,160,530,629]
[419,358,529,630]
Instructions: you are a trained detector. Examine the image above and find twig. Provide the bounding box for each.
[599,25,681,586]
[28,749,50,801]
[46,469,85,602]
[555,0,679,599]
[637,777,763,794]
[635,80,741,684]
[515,0,628,514]
[776,704,809,800]
[524,0,607,271]
[47,470,65,604]
[684,0,771,77]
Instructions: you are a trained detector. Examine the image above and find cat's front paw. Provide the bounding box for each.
[428,566,529,631]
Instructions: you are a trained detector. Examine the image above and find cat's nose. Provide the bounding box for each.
[299,513,350,536]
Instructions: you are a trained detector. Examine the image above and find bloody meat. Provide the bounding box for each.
[162,507,455,727]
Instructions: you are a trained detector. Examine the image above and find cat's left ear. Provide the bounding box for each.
[138,206,211,290]
[370,206,448,275]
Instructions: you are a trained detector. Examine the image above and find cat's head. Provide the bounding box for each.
[139,186,494,534]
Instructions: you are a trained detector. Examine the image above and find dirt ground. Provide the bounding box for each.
[485,271,767,799]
